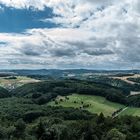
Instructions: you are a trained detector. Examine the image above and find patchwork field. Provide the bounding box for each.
[0,76,40,90]
[111,74,140,84]
[48,94,140,117]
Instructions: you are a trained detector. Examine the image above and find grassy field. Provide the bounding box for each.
[120,107,140,116]
[0,76,40,90]
[48,94,125,116]
[48,94,140,117]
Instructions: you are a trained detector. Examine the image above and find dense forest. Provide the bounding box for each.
[11,79,140,107]
[0,106,140,140]
[0,79,139,139]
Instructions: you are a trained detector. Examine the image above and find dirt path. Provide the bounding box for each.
[113,107,128,118]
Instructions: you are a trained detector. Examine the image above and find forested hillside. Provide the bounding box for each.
[11,79,140,107]
[0,79,139,139]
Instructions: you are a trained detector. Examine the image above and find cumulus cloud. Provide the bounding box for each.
[0,0,139,69]
[0,0,47,10]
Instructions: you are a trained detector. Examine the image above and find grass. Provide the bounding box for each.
[120,107,140,117]
[48,94,125,116]
[48,94,140,117]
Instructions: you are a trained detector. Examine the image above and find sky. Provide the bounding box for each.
[0,0,139,70]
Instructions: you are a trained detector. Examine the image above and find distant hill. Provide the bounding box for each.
[0,72,17,77]
[0,69,140,78]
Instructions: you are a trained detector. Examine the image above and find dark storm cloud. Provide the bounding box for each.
[19,44,44,56]
[84,49,114,56]
[0,42,7,45]
[50,48,76,57]
[117,37,140,62]
[64,39,114,56]
[21,49,41,56]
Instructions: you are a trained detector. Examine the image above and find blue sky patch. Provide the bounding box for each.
[0,5,57,33]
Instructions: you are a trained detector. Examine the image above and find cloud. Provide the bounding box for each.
[84,49,114,56]
[19,44,43,56]
[50,48,76,57]
[0,26,139,69]
[0,0,139,69]
[0,0,47,10]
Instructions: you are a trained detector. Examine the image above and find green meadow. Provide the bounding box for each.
[48,94,140,117]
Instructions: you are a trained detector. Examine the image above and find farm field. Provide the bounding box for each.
[48,94,140,117]
[111,74,140,84]
[0,76,40,90]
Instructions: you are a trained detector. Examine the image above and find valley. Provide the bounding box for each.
[0,70,139,139]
